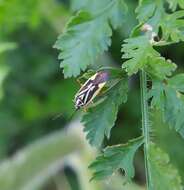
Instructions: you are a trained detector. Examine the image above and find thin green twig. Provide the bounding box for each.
[140,70,150,189]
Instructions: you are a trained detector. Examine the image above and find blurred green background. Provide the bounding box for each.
[0,0,184,189]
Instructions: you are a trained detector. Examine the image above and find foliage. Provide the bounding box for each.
[53,0,184,188]
[0,0,42,34]
[166,0,184,11]
[89,136,143,180]
[148,143,182,190]
[0,0,76,161]
[0,0,184,189]
[82,77,128,147]
[150,75,184,138]
[0,121,144,190]
[54,0,127,77]
[121,35,176,78]
[136,0,184,43]
[0,126,84,190]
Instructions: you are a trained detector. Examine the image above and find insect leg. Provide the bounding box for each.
[76,78,83,86]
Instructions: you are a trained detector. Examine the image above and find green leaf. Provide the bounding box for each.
[161,10,184,42]
[148,80,165,110]
[136,0,156,22]
[148,143,182,190]
[168,73,184,92]
[122,36,156,75]
[150,75,184,138]
[54,11,111,77]
[121,35,176,78]
[136,0,162,24]
[136,0,184,43]
[145,56,177,80]
[70,0,127,26]
[166,0,184,11]
[82,78,128,147]
[54,0,127,78]
[103,173,145,190]
[89,136,143,180]
[70,0,90,11]
[108,0,128,29]
[70,0,113,13]
[70,0,110,12]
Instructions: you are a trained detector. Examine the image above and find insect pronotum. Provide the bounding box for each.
[74,71,109,110]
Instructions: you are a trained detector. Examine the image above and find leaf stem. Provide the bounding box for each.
[140,70,150,189]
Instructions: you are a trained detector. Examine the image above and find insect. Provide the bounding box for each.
[74,71,109,110]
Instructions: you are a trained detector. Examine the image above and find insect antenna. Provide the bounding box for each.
[67,109,79,121]
[52,109,79,122]
[52,112,64,120]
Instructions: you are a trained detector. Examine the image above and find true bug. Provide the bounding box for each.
[74,71,109,110]
[53,68,122,120]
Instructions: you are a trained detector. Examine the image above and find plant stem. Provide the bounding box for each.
[140,70,150,189]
